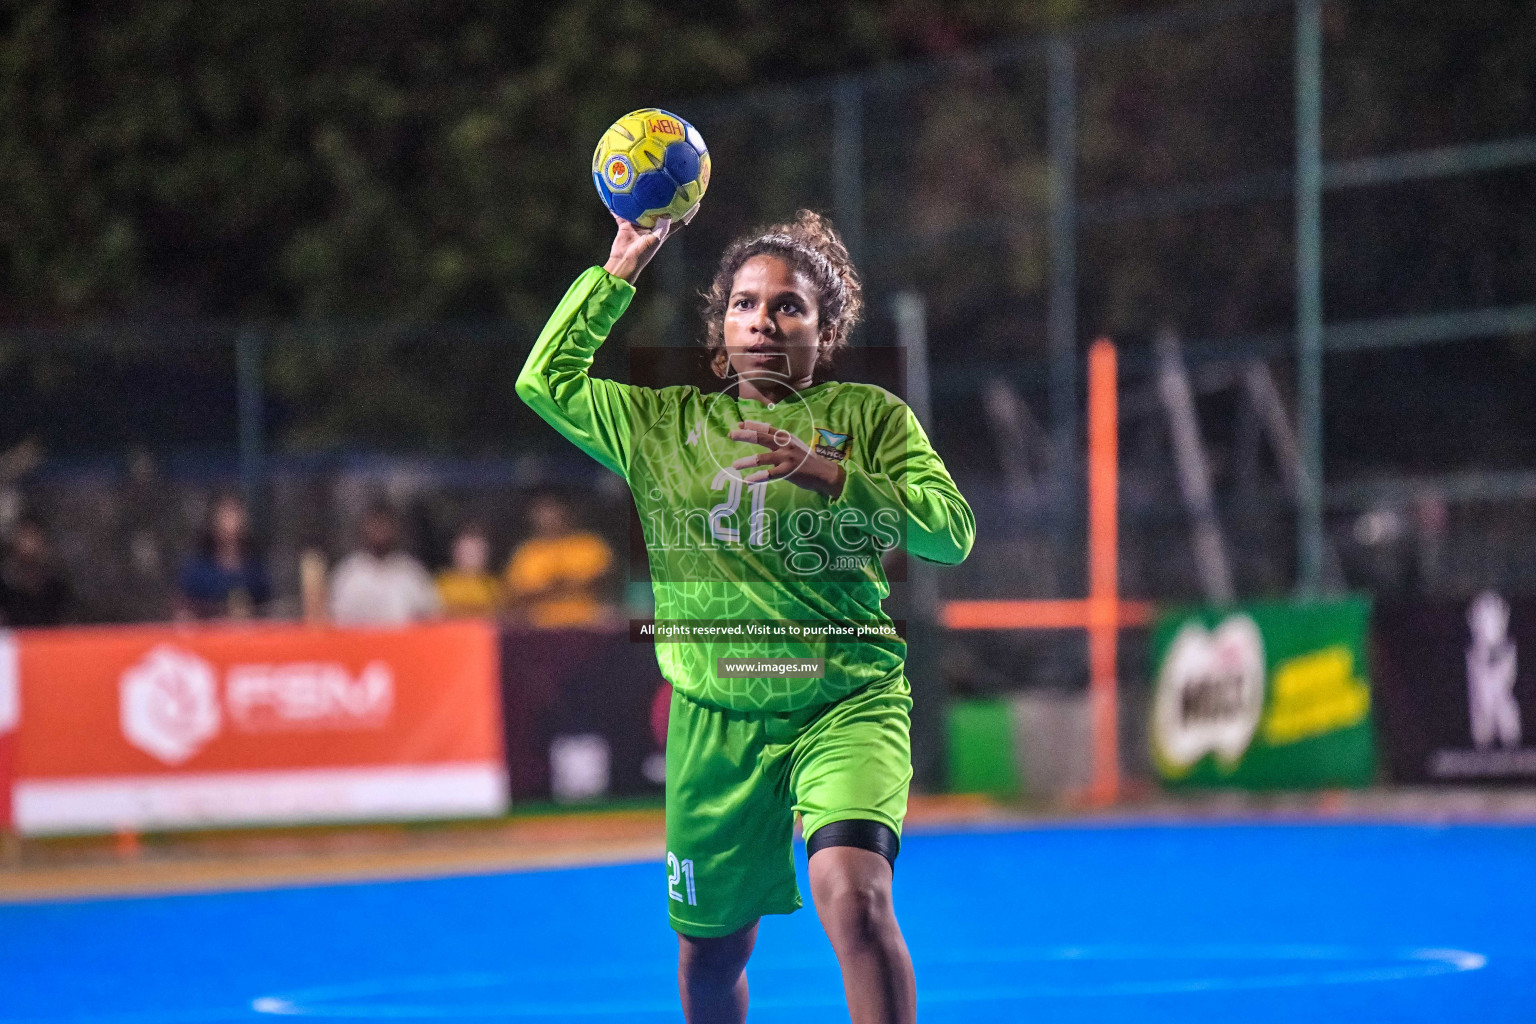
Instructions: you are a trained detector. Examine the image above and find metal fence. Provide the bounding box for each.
[2,0,1534,648]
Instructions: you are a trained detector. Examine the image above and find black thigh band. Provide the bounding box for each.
[806,819,900,870]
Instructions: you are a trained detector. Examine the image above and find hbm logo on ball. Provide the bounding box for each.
[593,107,709,229]
[645,115,684,140]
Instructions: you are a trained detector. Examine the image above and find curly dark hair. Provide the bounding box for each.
[700,209,864,379]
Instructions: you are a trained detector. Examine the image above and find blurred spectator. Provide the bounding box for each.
[329,504,441,625]
[122,448,174,606]
[504,493,614,628]
[435,523,504,617]
[175,494,270,621]
[1413,489,1450,596]
[0,518,72,627]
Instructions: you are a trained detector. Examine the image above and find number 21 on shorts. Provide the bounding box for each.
[667,851,697,906]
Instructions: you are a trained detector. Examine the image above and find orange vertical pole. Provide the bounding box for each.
[1087,338,1120,806]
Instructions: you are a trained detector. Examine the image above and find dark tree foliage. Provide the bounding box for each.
[1,0,1533,460]
[0,0,1111,321]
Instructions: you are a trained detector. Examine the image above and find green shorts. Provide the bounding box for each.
[663,673,913,937]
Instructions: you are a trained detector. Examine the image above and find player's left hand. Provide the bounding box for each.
[728,420,846,498]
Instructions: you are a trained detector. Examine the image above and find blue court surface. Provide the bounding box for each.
[2,822,1532,1022]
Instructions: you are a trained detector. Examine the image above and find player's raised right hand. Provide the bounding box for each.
[603,213,673,285]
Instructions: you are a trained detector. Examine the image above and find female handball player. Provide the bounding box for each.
[518,208,973,1024]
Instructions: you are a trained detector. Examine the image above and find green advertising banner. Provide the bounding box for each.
[1150,597,1377,789]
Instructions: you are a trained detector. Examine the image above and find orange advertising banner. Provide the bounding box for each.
[9,620,506,835]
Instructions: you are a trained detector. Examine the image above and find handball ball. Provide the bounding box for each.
[593,108,710,229]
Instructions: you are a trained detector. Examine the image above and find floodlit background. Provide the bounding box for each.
[6,0,1535,786]
[1,2,1535,1020]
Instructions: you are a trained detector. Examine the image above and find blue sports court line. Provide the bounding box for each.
[0,823,1532,1023]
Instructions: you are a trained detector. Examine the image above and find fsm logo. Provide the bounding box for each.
[226,661,393,731]
[118,645,397,763]
[120,646,222,765]
[604,153,634,192]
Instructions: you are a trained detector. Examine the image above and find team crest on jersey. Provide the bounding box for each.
[814,428,850,462]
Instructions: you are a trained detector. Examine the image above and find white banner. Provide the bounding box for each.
[0,631,17,735]
[14,762,507,836]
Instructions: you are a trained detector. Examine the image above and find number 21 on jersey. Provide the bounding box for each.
[708,468,768,546]
[667,851,697,905]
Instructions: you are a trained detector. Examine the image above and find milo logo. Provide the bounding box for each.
[1152,614,1266,773]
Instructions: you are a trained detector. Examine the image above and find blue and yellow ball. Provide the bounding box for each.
[593,108,710,228]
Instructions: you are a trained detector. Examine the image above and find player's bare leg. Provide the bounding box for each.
[809,845,916,1024]
[678,919,758,1024]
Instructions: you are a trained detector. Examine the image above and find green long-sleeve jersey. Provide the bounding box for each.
[517,266,975,712]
